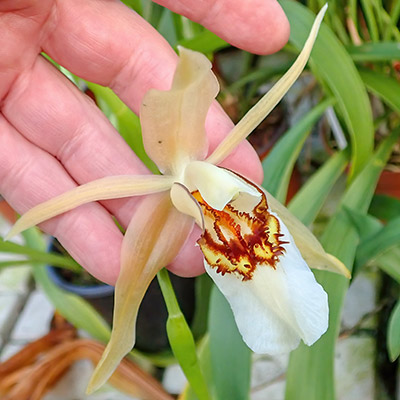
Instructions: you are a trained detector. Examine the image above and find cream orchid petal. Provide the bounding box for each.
[140,47,219,175]
[184,161,260,211]
[205,218,329,354]
[87,192,194,393]
[206,4,328,166]
[265,190,350,278]
[170,183,204,229]
[5,175,174,240]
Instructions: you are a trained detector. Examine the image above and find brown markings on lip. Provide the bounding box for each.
[193,182,287,281]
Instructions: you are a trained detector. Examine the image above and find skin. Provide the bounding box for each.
[0,0,290,285]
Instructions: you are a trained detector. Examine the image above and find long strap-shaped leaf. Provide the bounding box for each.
[285,128,400,400]
[262,98,335,202]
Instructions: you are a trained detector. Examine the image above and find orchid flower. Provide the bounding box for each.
[6,4,349,393]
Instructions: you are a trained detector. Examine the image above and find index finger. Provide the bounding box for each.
[154,0,290,54]
[42,0,288,114]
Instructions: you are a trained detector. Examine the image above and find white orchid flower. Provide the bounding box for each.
[6,4,349,393]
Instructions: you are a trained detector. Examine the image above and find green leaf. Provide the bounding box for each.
[158,9,179,47]
[0,260,34,268]
[355,215,400,271]
[369,194,400,221]
[286,128,400,400]
[177,30,229,54]
[347,42,400,62]
[343,208,400,283]
[120,0,143,14]
[281,0,374,179]
[343,207,382,240]
[360,0,379,42]
[288,149,349,225]
[385,1,400,40]
[22,228,112,343]
[377,247,400,284]
[262,98,335,202]
[359,69,400,113]
[229,61,293,93]
[171,12,184,42]
[208,286,251,400]
[191,274,213,339]
[144,1,165,29]
[0,237,81,271]
[388,300,400,361]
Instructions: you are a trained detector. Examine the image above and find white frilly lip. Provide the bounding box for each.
[204,213,329,354]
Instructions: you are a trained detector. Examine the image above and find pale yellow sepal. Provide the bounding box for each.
[141,47,219,176]
[5,175,173,240]
[265,190,351,279]
[87,193,194,393]
[206,4,328,165]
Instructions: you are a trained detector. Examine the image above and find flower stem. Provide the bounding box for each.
[157,268,211,400]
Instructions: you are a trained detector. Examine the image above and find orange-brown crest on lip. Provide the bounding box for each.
[193,184,287,281]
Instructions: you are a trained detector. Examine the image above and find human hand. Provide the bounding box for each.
[0,0,289,284]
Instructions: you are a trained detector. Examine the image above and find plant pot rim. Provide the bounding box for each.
[46,265,115,298]
[47,238,114,298]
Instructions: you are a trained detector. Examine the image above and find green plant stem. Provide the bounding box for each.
[157,268,211,400]
[158,268,182,316]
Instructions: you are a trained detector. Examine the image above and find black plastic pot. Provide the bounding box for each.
[46,264,115,325]
[46,239,196,353]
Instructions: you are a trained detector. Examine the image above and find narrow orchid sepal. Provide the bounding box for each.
[206,4,328,166]
[5,175,174,240]
[265,189,350,278]
[87,193,194,393]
